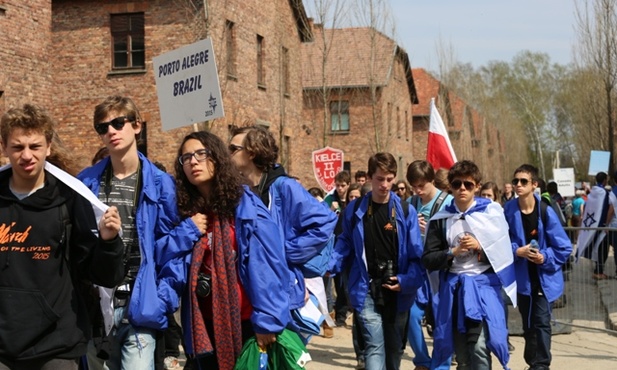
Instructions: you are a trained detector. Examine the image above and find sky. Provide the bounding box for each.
[388,0,580,70]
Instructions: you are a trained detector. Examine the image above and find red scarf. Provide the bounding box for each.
[189,214,242,369]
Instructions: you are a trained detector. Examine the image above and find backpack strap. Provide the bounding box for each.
[56,202,72,276]
[429,191,448,218]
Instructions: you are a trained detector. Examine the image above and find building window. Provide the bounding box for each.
[330,101,349,132]
[111,13,145,70]
[257,35,265,88]
[225,20,236,79]
[281,46,290,96]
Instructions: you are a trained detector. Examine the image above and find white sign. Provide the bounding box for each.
[153,38,224,131]
[588,150,610,176]
[552,168,575,198]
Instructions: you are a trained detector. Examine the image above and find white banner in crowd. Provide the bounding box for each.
[153,38,225,131]
[552,168,575,197]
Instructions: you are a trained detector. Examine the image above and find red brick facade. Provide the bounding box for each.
[0,2,506,187]
[301,27,417,185]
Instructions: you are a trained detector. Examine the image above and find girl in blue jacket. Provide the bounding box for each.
[175,131,290,370]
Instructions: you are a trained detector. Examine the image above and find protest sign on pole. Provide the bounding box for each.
[552,168,575,198]
[312,147,344,193]
[153,38,224,131]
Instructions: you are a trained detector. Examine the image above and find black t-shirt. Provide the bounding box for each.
[364,201,398,279]
[521,200,540,288]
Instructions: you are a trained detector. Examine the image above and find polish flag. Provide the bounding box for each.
[427,98,457,169]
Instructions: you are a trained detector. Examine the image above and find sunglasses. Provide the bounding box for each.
[450,179,476,191]
[94,116,133,135]
[397,187,406,191]
[178,149,210,166]
[512,178,530,186]
[228,144,244,154]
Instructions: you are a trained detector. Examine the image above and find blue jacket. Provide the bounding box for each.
[269,176,338,309]
[329,192,424,313]
[504,194,572,302]
[181,189,291,356]
[78,153,201,330]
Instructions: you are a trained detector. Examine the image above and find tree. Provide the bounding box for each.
[574,0,617,176]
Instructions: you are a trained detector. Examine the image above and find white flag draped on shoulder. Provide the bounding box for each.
[427,98,457,170]
[576,185,609,262]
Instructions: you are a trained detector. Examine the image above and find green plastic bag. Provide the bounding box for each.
[234,329,311,369]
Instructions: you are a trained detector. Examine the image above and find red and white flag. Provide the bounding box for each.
[427,98,457,169]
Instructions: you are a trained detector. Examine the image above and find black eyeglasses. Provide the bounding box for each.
[512,178,530,186]
[228,144,244,154]
[450,179,476,191]
[94,116,133,135]
[179,149,210,166]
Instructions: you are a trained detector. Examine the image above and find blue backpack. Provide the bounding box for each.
[270,177,334,278]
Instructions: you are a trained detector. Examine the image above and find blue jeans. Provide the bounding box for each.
[453,322,491,370]
[518,291,551,369]
[357,293,408,370]
[107,306,157,370]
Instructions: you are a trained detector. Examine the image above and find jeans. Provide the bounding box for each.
[107,306,157,370]
[518,291,552,369]
[352,311,365,362]
[453,322,491,370]
[357,293,409,370]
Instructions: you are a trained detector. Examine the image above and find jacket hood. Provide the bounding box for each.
[0,169,68,211]
[257,165,287,207]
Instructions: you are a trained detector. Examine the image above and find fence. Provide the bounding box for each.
[544,226,617,335]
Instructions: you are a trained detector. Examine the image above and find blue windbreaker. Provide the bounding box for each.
[78,153,201,330]
[503,194,572,302]
[269,176,338,310]
[329,191,424,313]
[181,188,291,356]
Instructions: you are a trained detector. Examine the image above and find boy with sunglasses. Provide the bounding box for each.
[504,164,571,370]
[78,96,205,370]
[423,160,516,370]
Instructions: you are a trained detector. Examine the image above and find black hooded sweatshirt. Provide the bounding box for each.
[0,170,124,361]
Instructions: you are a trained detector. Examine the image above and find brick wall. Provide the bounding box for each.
[299,53,416,188]
[50,0,306,173]
[0,0,54,115]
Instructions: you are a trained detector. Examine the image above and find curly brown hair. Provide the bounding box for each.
[230,125,278,172]
[1,104,79,175]
[174,131,245,219]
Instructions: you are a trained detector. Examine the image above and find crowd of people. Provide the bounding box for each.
[2,96,616,370]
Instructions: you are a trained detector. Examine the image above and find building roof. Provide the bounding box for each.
[289,0,314,42]
[302,26,417,102]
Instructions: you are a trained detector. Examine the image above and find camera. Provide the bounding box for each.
[196,273,212,297]
[378,260,397,286]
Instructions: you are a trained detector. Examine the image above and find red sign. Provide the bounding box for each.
[312,146,344,192]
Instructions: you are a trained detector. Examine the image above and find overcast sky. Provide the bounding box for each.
[389,0,579,70]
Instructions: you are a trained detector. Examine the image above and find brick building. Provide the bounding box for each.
[1,0,314,176]
[302,25,418,183]
[412,68,507,185]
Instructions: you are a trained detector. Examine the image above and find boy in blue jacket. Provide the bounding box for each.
[78,96,204,370]
[504,164,571,370]
[329,152,424,370]
[423,160,516,370]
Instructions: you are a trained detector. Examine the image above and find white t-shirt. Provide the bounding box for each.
[446,206,491,276]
